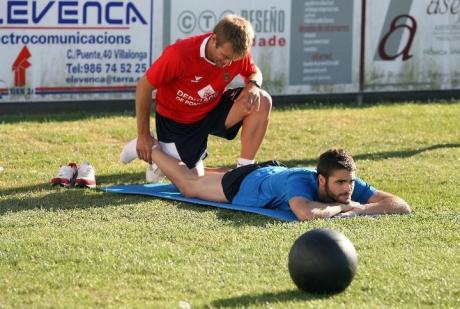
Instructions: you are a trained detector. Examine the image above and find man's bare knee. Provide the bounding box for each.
[259,90,272,115]
[174,174,200,198]
[178,183,199,198]
[245,91,271,121]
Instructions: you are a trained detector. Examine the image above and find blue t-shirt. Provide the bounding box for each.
[232,167,376,211]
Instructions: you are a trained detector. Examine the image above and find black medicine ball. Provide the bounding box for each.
[288,228,358,294]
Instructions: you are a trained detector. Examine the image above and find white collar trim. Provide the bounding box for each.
[200,35,215,65]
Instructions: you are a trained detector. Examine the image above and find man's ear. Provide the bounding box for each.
[318,174,326,186]
[210,33,217,45]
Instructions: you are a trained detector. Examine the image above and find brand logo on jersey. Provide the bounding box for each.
[198,85,215,100]
[224,72,230,83]
[191,76,203,83]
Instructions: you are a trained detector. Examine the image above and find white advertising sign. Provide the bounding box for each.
[0,0,153,103]
[5,1,457,103]
[163,0,361,95]
[289,0,360,94]
[365,0,460,91]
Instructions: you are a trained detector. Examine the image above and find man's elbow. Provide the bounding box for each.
[387,197,411,215]
[295,209,330,221]
[296,213,313,221]
[290,206,313,221]
[397,199,412,214]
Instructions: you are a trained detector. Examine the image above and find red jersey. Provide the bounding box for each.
[145,33,257,124]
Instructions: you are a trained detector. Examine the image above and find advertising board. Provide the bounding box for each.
[0,0,153,102]
[365,0,460,91]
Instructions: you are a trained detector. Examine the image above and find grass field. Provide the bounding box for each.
[0,102,459,308]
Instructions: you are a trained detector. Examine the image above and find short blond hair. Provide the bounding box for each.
[213,15,254,57]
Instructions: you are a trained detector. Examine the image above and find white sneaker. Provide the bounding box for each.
[51,163,78,187]
[146,163,165,183]
[120,137,138,164]
[75,161,96,188]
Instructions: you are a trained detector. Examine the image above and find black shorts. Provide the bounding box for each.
[156,88,244,169]
[221,160,286,202]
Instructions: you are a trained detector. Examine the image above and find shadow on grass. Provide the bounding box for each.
[273,98,459,111]
[282,143,460,167]
[0,172,146,196]
[0,172,146,216]
[0,111,135,124]
[0,172,281,226]
[3,99,457,124]
[0,185,148,216]
[210,289,333,307]
[3,143,456,222]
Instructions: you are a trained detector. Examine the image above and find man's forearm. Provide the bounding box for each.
[309,201,353,218]
[360,197,411,215]
[289,197,353,220]
[135,76,154,137]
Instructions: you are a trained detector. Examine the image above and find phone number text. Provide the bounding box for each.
[66,63,147,74]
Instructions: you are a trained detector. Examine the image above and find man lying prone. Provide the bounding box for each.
[151,146,411,220]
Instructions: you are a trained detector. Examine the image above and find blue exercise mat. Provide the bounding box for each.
[103,183,299,222]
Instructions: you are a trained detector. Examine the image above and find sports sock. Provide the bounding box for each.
[237,158,255,167]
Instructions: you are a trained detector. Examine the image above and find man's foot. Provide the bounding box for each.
[146,163,165,183]
[75,161,96,188]
[120,138,138,164]
[51,163,78,187]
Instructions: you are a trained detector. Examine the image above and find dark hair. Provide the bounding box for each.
[316,148,356,178]
[213,15,254,57]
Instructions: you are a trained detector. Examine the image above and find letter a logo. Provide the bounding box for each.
[378,15,417,61]
[12,46,32,87]
[375,0,417,62]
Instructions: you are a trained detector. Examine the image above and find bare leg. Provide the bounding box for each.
[151,147,229,202]
[204,167,232,174]
[225,89,272,160]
